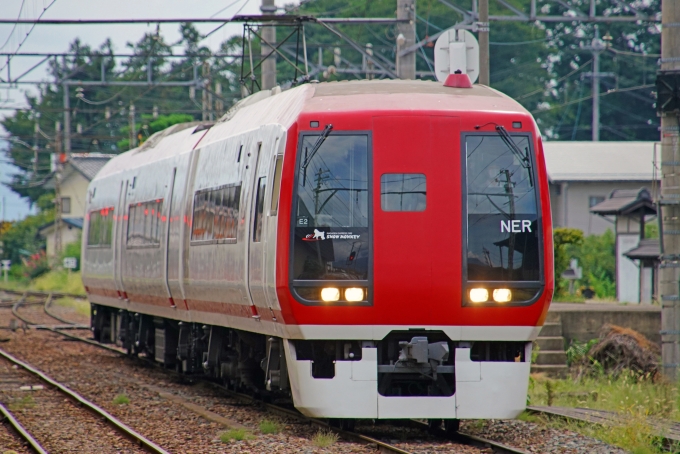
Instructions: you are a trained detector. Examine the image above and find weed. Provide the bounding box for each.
[220,429,253,442]
[259,419,280,434]
[9,395,34,411]
[112,394,130,405]
[545,380,555,406]
[312,429,339,448]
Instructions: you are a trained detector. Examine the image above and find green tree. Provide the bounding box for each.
[0,193,54,264]
[565,229,616,298]
[553,227,584,295]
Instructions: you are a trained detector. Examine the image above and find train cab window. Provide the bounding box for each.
[87,207,114,247]
[126,199,163,247]
[465,134,539,281]
[380,174,426,211]
[292,134,370,283]
[191,183,242,243]
[253,177,267,242]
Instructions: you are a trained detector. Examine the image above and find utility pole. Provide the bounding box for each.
[54,121,63,259]
[62,83,71,156]
[202,61,212,121]
[33,120,39,175]
[582,28,613,141]
[129,103,136,149]
[478,0,490,85]
[660,0,680,381]
[261,0,277,89]
[397,0,416,80]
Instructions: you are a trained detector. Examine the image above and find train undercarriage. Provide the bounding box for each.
[91,303,530,428]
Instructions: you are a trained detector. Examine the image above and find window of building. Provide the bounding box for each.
[126,199,164,247]
[253,177,267,242]
[87,207,114,247]
[380,174,426,211]
[191,183,241,242]
[589,196,605,208]
[61,197,71,214]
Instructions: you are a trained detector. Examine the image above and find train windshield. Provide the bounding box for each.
[466,134,540,281]
[292,134,369,280]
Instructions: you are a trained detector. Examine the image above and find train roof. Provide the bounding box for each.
[94,79,528,182]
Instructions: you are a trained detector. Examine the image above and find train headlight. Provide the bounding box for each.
[469,288,489,303]
[493,288,512,303]
[345,288,364,302]
[321,287,340,302]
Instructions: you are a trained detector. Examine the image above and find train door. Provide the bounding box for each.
[163,168,177,306]
[113,179,128,297]
[372,116,460,324]
[243,142,266,316]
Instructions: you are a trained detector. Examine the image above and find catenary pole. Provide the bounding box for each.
[397,0,416,80]
[661,0,680,380]
[478,0,490,85]
[261,0,277,89]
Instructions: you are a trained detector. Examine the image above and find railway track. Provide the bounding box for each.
[528,405,680,448]
[0,400,48,454]
[3,289,529,454]
[0,347,169,454]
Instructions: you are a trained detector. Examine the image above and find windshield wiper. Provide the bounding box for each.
[495,125,532,186]
[302,124,333,186]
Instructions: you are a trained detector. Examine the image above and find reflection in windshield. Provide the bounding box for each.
[466,135,539,281]
[293,135,369,281]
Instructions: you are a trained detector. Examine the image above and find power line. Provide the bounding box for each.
[0,0,27,51]
[0,0,59,74]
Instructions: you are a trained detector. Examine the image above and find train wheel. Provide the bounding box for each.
[444,419,460,434]
[428,419,442,432]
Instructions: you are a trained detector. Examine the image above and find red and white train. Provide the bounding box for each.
[82,75,554,427]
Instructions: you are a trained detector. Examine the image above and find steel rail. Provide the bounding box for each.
[408,419,530,454]
[44,329,414,453]
[0,402,48,454]
[11,292,88,330]
[0,347,170,454]
[43,293,86,326]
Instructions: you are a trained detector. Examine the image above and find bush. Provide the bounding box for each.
[565,230,616,299]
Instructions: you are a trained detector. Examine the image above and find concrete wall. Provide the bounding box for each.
[549,303,661,345]
[549,180,653,235]
[43,224,80,257]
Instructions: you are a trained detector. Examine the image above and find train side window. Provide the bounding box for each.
[87,207,114,248]
[191,183,242,243]
[380,174,427,212]
[270,155,283,215]
[126,200,163,247]
[253,177,267,242]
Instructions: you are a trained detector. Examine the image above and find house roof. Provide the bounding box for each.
[590,187,657,216]
[44,153,115,188]
[38,217,84,235]
[542,141,657,182]
[624,239,660,260]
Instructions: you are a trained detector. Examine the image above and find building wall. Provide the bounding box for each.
[60,171,91,219]
[549,181,654,236]
[43,224,81,257]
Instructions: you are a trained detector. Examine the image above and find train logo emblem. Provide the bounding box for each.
[303,229,326,241]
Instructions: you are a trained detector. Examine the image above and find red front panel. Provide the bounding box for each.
[276,110,553,329]
[372,116,461,325]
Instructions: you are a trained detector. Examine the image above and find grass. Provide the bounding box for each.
[31,270,85,295]
[259,419,281,434]
[312,429,339,448]
[112,394,130,405]
[0,270,86,296]
[54,296,90,317]
[219,429,254,443]
[8,395,34,411]
[527,371,680,453]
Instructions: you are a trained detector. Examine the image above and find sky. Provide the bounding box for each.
[0,0,291,221]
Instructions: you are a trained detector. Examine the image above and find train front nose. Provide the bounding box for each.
[372,115,463,325]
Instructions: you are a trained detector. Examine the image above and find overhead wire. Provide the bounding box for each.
[0,0,27,51]
[0,0,59,74]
